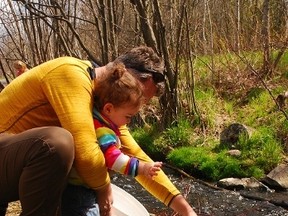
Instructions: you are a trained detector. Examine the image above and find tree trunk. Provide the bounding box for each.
[261,0,271,77]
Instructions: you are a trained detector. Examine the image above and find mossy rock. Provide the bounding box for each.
[218,123,250,150]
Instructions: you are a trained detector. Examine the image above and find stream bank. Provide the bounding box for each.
[111,166,288,216]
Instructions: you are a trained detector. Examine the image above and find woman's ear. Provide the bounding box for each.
[102,103,114,115]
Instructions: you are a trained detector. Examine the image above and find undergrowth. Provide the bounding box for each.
[131,50,288,182]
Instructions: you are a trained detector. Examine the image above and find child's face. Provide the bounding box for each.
[103,103,140,127]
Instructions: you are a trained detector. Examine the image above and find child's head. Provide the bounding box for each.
[94,62,144,126]
[13,60,28,76]
[13,60,27,71]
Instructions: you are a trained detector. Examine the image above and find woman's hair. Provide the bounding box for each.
[114,46,165,84]
[94,62,144,111]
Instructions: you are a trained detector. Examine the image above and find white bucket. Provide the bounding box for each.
[111,184,149,216]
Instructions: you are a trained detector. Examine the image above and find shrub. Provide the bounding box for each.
[132,126,167,161]
[159,118,192,148]
[239,127,283,172]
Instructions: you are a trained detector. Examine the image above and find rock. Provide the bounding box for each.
[262,163,288,189]
[217,177,246,190]
[219,123,252,150]
[217,177,271,191]
[226,149,241,157]
[275,91,288,109]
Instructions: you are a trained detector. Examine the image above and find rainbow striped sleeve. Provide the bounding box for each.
[95,126,139,177]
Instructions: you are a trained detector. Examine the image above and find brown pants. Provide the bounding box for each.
[0,127,74,216]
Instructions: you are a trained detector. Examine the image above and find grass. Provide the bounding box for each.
[133,115,283,181]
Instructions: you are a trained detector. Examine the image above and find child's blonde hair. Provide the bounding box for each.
[94,62,144,110]
[13,60,27,70]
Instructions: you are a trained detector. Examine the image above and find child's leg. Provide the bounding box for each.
[62,184,100,216]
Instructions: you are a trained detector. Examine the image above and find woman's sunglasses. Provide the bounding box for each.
[131,67,165,83]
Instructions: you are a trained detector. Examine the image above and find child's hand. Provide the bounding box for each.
[143,161,162,178]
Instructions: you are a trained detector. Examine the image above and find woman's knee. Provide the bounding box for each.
[43,127,75,162]
[45,127,74,148]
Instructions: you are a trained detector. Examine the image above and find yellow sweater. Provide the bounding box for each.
[0,56,180,206]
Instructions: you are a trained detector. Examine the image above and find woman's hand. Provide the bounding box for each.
[96,183,113,216]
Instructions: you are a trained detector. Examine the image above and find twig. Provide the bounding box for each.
[235,53,288,120]
[163,163,224,191]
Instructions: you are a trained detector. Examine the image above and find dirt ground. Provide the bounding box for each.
[6,202,21,216]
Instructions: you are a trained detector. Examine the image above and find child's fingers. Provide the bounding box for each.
[154,161,163,168]
[151,167,160,172]
[149,164,162,176]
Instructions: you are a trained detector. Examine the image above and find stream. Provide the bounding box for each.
[111,166,288,216]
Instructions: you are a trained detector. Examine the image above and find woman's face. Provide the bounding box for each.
[141,76,159,103]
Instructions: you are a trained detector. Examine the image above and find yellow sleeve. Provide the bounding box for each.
[41,59,110,189]
[119,125,180,206]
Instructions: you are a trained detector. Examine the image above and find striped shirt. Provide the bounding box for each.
[93,109,139,177]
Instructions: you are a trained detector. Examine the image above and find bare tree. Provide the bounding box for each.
[235,0,241,52]
[261,0,271,76]
[0,0,287,127]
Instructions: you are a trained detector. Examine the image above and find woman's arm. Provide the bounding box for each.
[169,195,198,216]
[119,125,198,215]
[42,60,110,190]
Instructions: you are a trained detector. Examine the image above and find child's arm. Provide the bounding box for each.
[137,161,162,178]
[95,124,163,178]
[104,145,162,178]
[103,145,139,177]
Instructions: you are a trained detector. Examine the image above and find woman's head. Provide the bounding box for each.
[94,62,144,125]
[114,46,165,101]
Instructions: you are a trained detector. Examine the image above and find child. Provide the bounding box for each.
[93,62,162,178]
[13,60,28,76]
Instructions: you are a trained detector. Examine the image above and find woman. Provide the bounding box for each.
[0,46,197,216]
